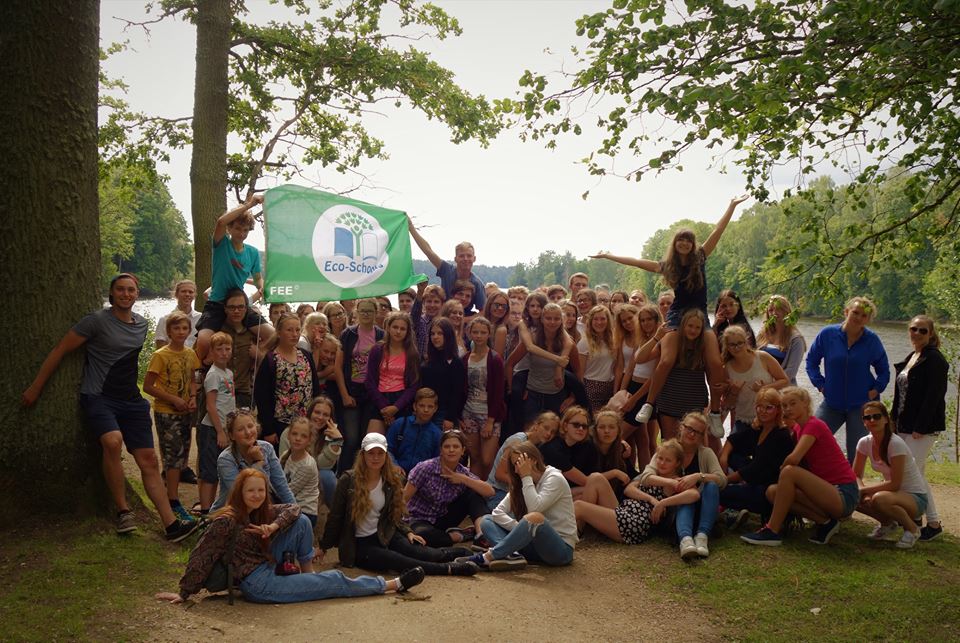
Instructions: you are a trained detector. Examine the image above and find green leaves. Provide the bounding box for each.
[500,0,960,306]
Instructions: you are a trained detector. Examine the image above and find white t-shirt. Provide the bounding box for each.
[856,434,927,495]
[156,309,202,348]
[354,478,385,537]
[577,337,615,382]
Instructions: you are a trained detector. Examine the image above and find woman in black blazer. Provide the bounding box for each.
[891,314,948,541]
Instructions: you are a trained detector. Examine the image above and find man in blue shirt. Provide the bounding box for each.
[407,216,486,313]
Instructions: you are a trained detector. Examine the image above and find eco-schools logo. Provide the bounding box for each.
[312,204,389,288]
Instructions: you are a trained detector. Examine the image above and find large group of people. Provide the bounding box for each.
[20,193,949,607]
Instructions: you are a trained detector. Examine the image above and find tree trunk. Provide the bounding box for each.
[190,0,231,305]
[0,0,105,523]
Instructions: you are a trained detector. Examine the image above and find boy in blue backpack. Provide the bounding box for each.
[387,388,442,475]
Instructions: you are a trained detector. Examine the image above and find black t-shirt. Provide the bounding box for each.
[539,437,598,485]
[662,249,707,315]
[681,451,701,476]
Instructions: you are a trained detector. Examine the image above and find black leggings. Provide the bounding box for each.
[409,489,489,547]
[354,533,461,575]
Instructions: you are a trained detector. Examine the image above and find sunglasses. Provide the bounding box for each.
[908,326,929,335]
[568,421,589,429]
[225,407,253,421]
[862,413,884,422]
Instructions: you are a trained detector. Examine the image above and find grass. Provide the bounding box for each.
[621,517,960,642]
[0,518,186,642]
[926,459,960,486]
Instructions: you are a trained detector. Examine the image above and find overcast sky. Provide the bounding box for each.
[101,0,766,268]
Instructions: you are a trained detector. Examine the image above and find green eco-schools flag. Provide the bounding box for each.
[264,185,425,303]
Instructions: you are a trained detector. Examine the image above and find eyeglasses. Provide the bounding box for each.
[681,423,705,436]
[755,404,778,412]
[727,341,746,349]
[492,302,508,309]
[225,304,246,311]
[908,326,929,335]
[862,413,884,422]
[568,421,589,429]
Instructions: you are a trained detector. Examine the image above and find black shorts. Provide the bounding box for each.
[79,394,153,451]
[196,299,267,333]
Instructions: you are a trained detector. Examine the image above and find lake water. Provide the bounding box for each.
[135,298,958,461]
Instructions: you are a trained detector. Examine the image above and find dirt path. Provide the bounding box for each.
[123,439,959,643]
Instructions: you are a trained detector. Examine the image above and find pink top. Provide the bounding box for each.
[379,352,406,393]
[793,417,856,485]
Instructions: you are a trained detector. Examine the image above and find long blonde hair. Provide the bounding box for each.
[349,448,406,528]
[583,305,615,355]
[756,295,803,351]
[614,303,641,349]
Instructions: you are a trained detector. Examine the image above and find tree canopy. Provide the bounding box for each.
[502,0,960,298]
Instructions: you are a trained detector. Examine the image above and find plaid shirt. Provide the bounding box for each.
[406,457,478,524]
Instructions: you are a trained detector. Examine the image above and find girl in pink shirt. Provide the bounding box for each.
[366,312,420,434]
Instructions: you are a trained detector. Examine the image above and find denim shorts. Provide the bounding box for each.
[79,393,153,451]
[836,482,859,517]
[910,492,929,517]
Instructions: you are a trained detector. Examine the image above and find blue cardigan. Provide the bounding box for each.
[805,324,890,410]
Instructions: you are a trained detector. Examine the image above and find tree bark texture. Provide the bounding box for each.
[0,0,106,523]
[190,0,231,304]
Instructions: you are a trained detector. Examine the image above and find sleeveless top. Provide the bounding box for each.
[725,353,773,423]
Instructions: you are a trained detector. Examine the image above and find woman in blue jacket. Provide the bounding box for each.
[805,296,890,463]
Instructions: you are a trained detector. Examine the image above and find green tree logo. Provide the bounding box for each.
[336,211,373,257]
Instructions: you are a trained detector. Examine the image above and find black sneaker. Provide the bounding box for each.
[165,519,201,543]
[180,467,198,485]
[809,518,839,545]
[488,553,528,571]
[397,566,425,592]
[919,524,943,542]
[447,561,479,576]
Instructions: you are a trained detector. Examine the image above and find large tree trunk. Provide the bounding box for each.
[190,0,231,304]
[0,0,105,522]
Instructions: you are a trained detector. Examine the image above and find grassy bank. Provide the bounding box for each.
[621,517,960,642]
[0,515,185,642]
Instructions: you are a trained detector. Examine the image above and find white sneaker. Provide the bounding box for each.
[635,403,654,424]
[679,536,698,560]
[708,412,724,438]
[694,532,709,557]
[868,523,897,540]
[896,530,918,549]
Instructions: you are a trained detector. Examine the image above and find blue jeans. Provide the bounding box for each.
[318,468,338,507]
[239,514,386,603]
[486,488,508,512]
[675,482,719,539]
[815,401,866,464]
[480,515,574,566]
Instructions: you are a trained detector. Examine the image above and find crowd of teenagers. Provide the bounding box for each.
[21,193,949,607]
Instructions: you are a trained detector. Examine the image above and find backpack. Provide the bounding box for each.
[202,521,242,605]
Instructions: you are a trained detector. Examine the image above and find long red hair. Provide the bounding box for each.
[217,469,277,534]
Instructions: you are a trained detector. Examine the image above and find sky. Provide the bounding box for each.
[100,0,761,268]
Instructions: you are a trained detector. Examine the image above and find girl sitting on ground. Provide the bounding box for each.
[320,434,478,576]
[280,417,320,529]
[638,411,726,559]
[459,443,578,570]
[718,387,794,529]
[486,411,560,510]
[157,469,424,604]
[212,409,295,512]
[538,405,598,497]
[741,386,858,547]
[853,401,928,549]
[403,430,495,547]
[574,439,694,544]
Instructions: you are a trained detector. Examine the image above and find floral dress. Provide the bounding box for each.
[274,351,313,423]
